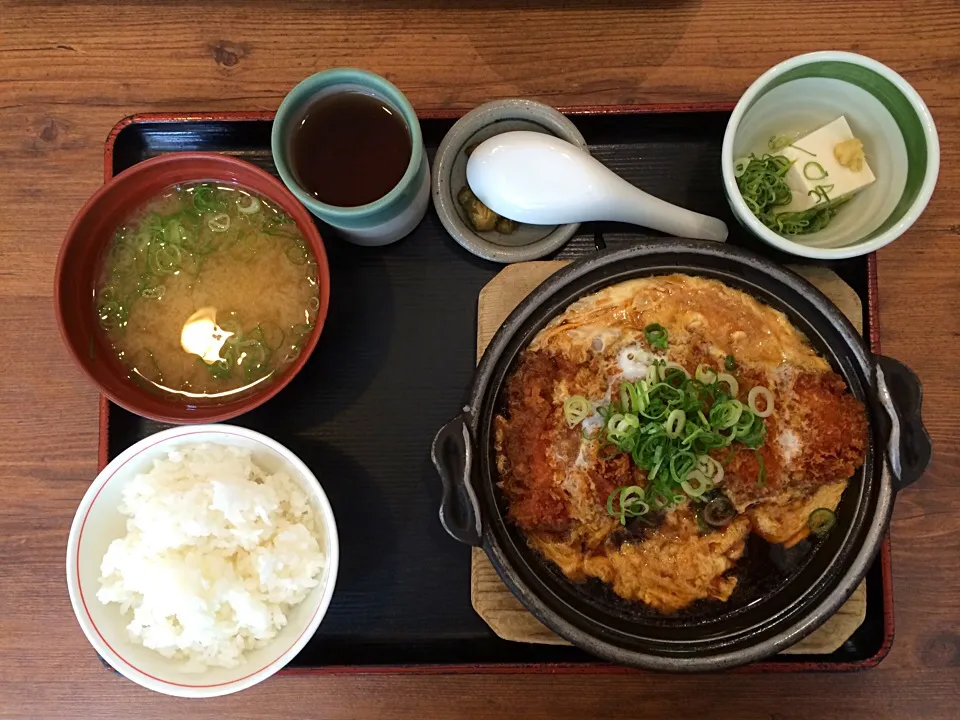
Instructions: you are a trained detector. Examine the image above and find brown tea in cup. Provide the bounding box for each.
[290,91,412,207]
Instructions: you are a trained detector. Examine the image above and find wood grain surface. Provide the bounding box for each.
[1,1,958,718]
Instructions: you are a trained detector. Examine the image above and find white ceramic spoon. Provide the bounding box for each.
[466,131,729,242]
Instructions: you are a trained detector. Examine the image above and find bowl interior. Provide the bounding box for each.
[726,57,935,255]
[432,99,587,262]
[56,154,330,423]
[68,428,337,696]
[733,78,906,249]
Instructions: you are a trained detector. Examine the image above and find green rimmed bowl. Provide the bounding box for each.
[722,51,939,259]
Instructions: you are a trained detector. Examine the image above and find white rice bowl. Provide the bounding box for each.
[66,425,339,698]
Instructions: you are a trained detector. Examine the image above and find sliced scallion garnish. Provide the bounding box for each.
[644,323,668,350]
[236,195,261,215]
[807,183,836,205]
[736,153,840,236]
[695,364,717,385]
[285,242,309,265]
[207,213,231,233]
[582,364,772,518]
[149,243,182,275]
[606,485,651,525]
[563,395,591,426]
[747,386,775,418]
[808,508,837,536]
[803,161,828,180]
[716,372,739,398]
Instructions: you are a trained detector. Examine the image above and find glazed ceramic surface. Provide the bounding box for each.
[722,51,939,259]
[467,131,729,241]
[55,153,330,423]
[272,68,430,246]
[432,99,588,263]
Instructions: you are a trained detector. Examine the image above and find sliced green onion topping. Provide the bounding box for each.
[163,218,187,245]
[279,343,302,364]
[149,243,182,275]
[738,412,767,449]
[663,361,690,381]
[767,135,816,156]
[709,399,744,429]
[237,195,261,214]
[644,323,668,350]
[663,409,686,438]
[735,153,843,236]
[218,315,243,342]
[756,451,767,486]
[207,213,231,233]
[606,485,650,525]
[563,395,591,426]
[577,349,769,522]
[609,413,640,441]
[252,322,284,351]
[808,507,837,536]
[680,474,711,498]
[236,339,270,377]
[803,161,828,181]
[286,242,309,265]
[620,381,641,414]
[669,450,697,482]
[97,299,127,331]
[695,364,717,385]
[698,455,724,484]
[725,354,736,371]
[716,372,739,398]
[808,184,836,205]
[747,386,775,418]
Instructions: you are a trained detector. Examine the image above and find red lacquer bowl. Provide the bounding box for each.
[55,153,331,423]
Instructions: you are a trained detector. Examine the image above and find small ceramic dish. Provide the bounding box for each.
[432,99,588,263]
[55,153,331,424]
[722,51,939,259]
[66,424,339,698]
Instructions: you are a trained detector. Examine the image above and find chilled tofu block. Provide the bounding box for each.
[776,116,876,214]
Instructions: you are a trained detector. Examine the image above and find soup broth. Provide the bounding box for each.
[95,182,320,403]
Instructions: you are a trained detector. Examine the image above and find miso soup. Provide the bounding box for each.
[94,182,320,403]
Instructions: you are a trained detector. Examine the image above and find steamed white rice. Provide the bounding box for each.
[97,443,325,671]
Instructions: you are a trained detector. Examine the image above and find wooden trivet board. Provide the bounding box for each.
[473,261,867,654]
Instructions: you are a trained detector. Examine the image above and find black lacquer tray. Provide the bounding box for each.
[98,105,893,674]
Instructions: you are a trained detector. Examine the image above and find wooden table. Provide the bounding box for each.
[2,1,958,717]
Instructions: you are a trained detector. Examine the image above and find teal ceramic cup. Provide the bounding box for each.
[272,69,430,246]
